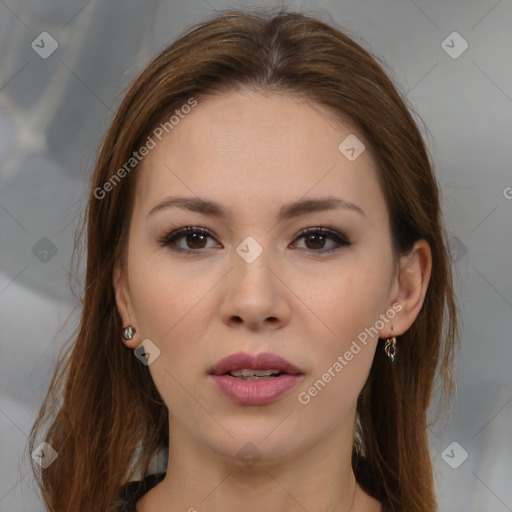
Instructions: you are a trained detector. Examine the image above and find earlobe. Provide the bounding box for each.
[113,263,139,348]
[382,239,432,338]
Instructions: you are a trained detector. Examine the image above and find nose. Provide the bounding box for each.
[219,252,291,331]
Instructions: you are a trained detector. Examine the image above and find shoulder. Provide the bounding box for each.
[117,472,166,512]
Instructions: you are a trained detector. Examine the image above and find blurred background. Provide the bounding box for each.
[0,0,511,510]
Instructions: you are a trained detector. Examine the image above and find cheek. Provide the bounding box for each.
[126,247,215,355]
[298,254,392,343]
[293,277,382,419]
[126,251,218,411]
[291,255,392,409]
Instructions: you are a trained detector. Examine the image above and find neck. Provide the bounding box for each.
[138,420,376,512]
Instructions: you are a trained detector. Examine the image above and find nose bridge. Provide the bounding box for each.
[231,237,276,299]
[220,237,290,329]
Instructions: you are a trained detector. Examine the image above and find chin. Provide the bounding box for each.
[200,422,310,468]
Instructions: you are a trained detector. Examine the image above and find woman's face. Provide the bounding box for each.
[114,90,404,465]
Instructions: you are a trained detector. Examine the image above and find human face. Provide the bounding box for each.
[114,89,398,466]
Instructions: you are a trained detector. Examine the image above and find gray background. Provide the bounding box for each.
[0,0,511,510]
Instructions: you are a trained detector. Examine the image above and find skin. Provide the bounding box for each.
[113,89,432,512]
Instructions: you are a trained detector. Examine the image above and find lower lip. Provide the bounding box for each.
[210,374,303,405]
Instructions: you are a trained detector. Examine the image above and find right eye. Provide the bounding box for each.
[157,226,222,253]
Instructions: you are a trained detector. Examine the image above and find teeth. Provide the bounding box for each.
[229,368,281,378]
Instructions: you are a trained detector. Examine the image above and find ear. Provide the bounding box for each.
[380,239,432,338]
[113,262,139,348]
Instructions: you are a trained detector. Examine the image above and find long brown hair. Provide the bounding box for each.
[28,8,458,512]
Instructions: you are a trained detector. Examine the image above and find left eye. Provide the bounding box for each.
[292,227,351,253]
[157,226,350,254]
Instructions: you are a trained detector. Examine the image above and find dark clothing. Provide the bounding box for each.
[117,471,390,511]
[118,472,166,511]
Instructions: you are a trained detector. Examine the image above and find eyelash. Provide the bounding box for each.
[157,225,351,255]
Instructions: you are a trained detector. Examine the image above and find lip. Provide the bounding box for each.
[209,352,304,406]
[209,351,303,376]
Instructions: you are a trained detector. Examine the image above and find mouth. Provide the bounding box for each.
[208,352,304,405]
[225,368,287,380]
[209,351,303,377]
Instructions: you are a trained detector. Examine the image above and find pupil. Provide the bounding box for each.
[188,233,206,249]
[307,234,324,249]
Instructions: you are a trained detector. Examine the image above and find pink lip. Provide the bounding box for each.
[210,351,303,375]
[209,352,304,406]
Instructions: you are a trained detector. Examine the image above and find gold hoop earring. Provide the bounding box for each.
[384,336,397,363]
[121,325,136,341]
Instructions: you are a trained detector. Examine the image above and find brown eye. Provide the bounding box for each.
[184,232,208,250]
[158,226,350,255]
[304,232,327,250]
[292,227,351,253]
[158,226,220,253]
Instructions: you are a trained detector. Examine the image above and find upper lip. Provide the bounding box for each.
[209,351,303,376]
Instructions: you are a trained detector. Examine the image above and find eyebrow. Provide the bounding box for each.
[146,195,366,220]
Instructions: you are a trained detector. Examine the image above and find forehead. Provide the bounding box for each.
[133,90,382,216]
